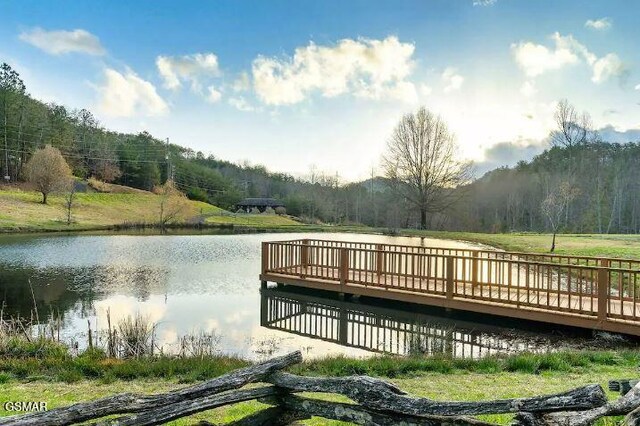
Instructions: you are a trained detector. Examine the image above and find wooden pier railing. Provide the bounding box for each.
[260,239,640,336]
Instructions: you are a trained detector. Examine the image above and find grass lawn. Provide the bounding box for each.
[389,230,640,260]
[204,211,301,227]
[0,188,299,232]
[0,347,638,425]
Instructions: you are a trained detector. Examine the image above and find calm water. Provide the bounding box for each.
[0,232,633,359]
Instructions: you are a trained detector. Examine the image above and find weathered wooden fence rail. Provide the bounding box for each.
[2,351,639,426]
[261,239,640,336]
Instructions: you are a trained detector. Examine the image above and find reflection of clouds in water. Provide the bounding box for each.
[160,326,178,346]
[246,324,371,359]
[206,318,220,330]
[94,295,168,325]
[224,310,252,325]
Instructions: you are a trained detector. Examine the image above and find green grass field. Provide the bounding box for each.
[401,230,640,259]
[0,188,299,232]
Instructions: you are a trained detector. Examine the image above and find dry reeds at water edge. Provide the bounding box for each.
[1,300,227,360]
[0,302,65,358]
[100,309,158,358]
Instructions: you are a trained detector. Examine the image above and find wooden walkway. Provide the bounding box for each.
[260,239,640,337]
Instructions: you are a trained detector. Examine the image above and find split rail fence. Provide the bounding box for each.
[3,351,640,425]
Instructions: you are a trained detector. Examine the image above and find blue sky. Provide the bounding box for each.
[1,0,639,180]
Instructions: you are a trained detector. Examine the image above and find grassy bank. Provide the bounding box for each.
[0,187,300,232]
[399,230,640,259]
[0,347,637,424]
[3,185,639,262]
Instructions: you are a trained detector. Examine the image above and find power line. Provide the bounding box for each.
[2,146,166,164]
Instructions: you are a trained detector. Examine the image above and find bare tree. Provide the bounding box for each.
[382,107,472,229]
[155,180,188,230]
[24,145,72,204]
[63,179,77,225]
[541,181,579,252]
[552,99,592,149]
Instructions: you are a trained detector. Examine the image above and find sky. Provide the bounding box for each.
[1,0,639,181]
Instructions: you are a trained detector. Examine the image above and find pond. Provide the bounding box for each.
[0,232,633,359]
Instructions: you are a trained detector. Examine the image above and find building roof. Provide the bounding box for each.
[236,197,285,207]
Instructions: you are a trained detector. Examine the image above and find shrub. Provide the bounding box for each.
[24,145,72,204]
[186,187,208,203]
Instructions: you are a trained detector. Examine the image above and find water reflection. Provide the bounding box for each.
[0,232,636,359]
[261,287,633,358]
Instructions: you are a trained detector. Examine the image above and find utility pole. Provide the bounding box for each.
[3,114,9,182]
[165,137,174,182]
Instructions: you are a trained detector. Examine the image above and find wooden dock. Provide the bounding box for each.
[260,239,640,337]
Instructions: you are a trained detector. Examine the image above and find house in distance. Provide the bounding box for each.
[235,197,285,214]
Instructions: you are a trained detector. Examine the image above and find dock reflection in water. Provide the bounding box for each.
[260,287,607,358]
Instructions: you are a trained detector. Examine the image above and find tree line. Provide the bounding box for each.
[2,62,639,235]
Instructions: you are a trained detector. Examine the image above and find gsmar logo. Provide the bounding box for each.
[3,401,48,412]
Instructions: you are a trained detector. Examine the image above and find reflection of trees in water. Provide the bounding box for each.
[0,267,87,322]
[0,264,171,324]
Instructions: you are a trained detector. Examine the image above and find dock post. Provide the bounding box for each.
[301,239,309,276]
[261,242,269,276]
[338,306,348,345]
[598,259,610,322]
[260,290,268,326]
[340,248,349,294]
[471,250,479,288]
[446,256,454,300]
[376,244,384,276]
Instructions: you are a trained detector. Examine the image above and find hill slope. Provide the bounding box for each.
[0,187,300,232]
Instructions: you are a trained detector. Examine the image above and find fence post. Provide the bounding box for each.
[598,259,610,322]
[301,239,309,277]
[301,239,309,268]
[376,244,384,276]
[471,250,479,288]
[446,256,454,300]
[340,248,349,293]
[261,242,269,275]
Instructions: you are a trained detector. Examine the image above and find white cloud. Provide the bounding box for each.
[585,17,612,31]
[591,53,625,84]
[520,80,537,97]
[420,84,433,96]
[512,32,625,83]
[206,85,222,103]
[473,0,497,5]
[635,84,640,90]
[19,27,105,56]
[251,36,416,105]
[232,72,251,92]
[442,67,464,93]
[511,36,578,77]
[96,68,168,117]
[156,53,220,92]
[228,96,255,112]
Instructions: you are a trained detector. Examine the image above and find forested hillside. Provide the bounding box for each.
[0,62,350,217]
[2,62,640,233]
[450,142,640,234]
